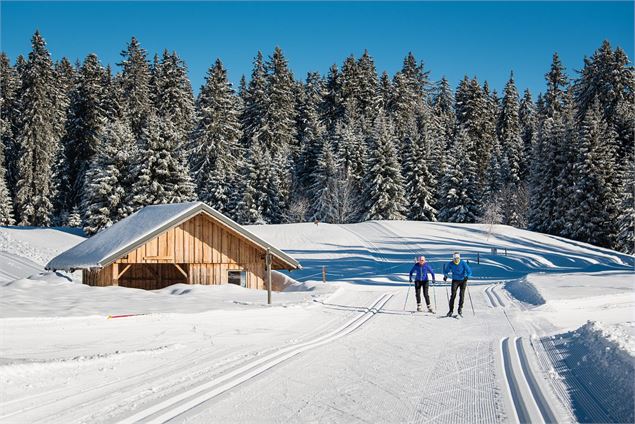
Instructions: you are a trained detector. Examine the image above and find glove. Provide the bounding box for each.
[443,276,447,282]
[463,277,468,283]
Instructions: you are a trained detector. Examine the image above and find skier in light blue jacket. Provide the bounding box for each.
[443,251,472,317]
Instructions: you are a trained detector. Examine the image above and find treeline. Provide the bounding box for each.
[0,32,633,253]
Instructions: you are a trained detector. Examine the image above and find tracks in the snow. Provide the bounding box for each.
[484,284,506,307]
[115,293,393,424]
[500,336,557,424]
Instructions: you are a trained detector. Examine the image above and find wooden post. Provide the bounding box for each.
[265,249,272,305]
[322,266,326,283]
[112,263,119,286]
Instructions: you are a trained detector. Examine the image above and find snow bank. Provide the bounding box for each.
[504,277,546,305]
[567,321,634,422]
[0,271,335,318]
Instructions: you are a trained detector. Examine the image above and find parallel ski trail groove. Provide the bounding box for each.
[116,293,393,424]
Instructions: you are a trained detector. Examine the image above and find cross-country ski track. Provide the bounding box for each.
[1,221,633,423]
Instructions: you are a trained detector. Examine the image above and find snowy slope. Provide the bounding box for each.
[1,221,633,423]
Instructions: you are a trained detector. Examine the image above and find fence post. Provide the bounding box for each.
[322,266,327,284]
[504,248,508,256]
[477,252,480,264]
[265,249,272,305]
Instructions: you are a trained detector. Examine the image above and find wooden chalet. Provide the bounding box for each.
[46,202,301,291]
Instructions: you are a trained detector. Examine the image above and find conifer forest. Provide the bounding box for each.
[0,32,633,254]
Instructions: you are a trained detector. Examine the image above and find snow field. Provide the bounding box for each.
[0,220,633,423]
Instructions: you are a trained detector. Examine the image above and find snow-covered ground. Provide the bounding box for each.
[0,222,633,423]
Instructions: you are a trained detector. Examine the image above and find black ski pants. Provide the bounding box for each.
[414,280,430,306]
[449,279,467,313]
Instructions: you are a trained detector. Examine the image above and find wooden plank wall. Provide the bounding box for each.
[85,212,273,290]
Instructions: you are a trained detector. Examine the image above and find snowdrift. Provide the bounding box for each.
[544,321,635,423]
[504,277,546,305]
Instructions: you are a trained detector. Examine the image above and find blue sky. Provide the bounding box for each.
[1,1,633,95]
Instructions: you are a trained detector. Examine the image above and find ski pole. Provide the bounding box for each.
[404,280,412,311]
[467,285,475,316]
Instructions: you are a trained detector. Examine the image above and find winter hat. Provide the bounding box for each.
[453,252,461,261]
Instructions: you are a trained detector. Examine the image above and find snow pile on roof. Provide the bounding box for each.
[46,202,200,270]
[45,202,300,271]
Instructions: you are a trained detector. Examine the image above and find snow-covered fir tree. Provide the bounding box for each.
[362,113,406,220]
[13,31,62,226]
[354,51,381,136]
[528,53,569,233]
[237,145,283,224]
[310,139,339,222]
[429,76,455,182]
[189,59,242,215]
[153,50,195,143]
[82,120,136,235]
[332,100,365,220]
[402,117,437,221]
[118,37,152,139]
[260,47,297,217]
[241,51,267,149]
[57,54,109,218]
[615,157,634,254]
[262,47,297,155]
[0,53,20,199]
[438,126,480,223]
[296,72,326,198]
[518,89,536,180]
[565,101,619,247]
[497,74,523,187]
[323,64,343,132]
[128,115,196,210]
[0,141,14,225]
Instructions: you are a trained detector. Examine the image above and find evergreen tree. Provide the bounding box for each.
[528,54,570,232]
[118,37,152,138]
[566,101,619,247]
[153,50,195,143]
[310,139,339,222]
[0,141,14,225]
[0,53,20,199]
[240,51,266,149]
[429,76,455,182]
[237,145,282,224]
[323,64,343,132]
[296,72,326,199]
[128,115,196,210]
[497,74,524,188]
[13,31,61,226]
[616,156,634,254]
[518,89,536,180]
[82,120,136,235]
[355,51,381,135]
[362,114,406,220]
[402,117,436,221]
[334,99,365,212]
[260,47,297,217]
[438,127,480,223]
[57,54,109,216]
[190,59,242,214]
[102,65,125,121]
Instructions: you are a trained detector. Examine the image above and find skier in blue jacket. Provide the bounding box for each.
[409,256,436,312]
[443,252,472,317]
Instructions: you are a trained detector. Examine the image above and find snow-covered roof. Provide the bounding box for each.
[46,202,301,271]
